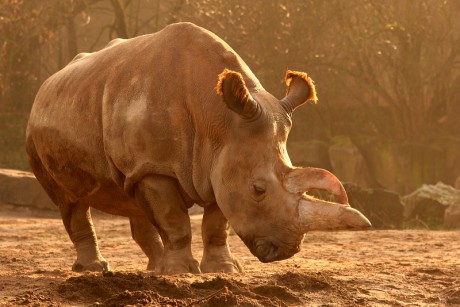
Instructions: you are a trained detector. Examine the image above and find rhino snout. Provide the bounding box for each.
[242,236,302,263]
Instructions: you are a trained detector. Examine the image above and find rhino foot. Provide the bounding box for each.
[72,259,109,272]
[158,248,200,275]
[200,257,243,273]
[146,259,160,272]
[200,246,244,273]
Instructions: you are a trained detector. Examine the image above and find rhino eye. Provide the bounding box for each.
[252,183,266,199]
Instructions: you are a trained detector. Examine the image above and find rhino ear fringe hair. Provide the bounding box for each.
[216,68,251,103]
[285,70,318,104]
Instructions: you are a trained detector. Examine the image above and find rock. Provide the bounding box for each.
[0,168,54,210]
[287,140,332,170]
[329,136,372,187]
[402,182,460,228]
[343,183,404,229]
[353,137,452,195]
[444,203,460,228]
[352,137,401,192]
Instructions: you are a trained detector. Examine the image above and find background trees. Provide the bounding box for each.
[0,0,459,194]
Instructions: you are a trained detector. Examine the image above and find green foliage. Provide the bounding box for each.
[0,0,51,111]
[0,0,90,111]
[327,0,460,143]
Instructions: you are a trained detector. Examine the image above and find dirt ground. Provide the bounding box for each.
[0,205,459,306]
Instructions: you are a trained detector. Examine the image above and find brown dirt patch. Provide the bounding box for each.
[0,205,459,306]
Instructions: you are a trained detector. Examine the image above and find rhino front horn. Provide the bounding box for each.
[298,197,372,232]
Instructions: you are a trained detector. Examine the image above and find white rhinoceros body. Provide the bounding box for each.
[26,22,370,274]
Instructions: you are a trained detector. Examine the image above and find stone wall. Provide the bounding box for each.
[0,168,54,210]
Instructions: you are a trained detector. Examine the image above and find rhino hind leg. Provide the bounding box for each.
[200,204,244,273]
[59,203,109,272]
[134,175,200,275]
[26,138,108,272]
[129,216,164,271]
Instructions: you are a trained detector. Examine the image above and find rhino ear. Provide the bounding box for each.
[281,70,317,114]
[216,69,261,119]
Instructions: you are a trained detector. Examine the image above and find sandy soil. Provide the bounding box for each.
[0,205,459,306]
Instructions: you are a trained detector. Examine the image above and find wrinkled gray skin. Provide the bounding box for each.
[26,22,371,275]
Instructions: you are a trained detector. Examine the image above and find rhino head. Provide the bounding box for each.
[211,69,371,263]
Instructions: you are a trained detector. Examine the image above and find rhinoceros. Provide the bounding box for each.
[26,22,371,274]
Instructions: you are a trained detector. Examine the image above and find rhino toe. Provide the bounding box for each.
[72,260,109,272]
[200,258,244,273]
[200,245,244,273]
[159,258,201,275]
[158,249,201,275]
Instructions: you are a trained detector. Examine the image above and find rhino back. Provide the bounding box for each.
[27,22,262,208]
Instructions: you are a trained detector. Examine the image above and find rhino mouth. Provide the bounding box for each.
[242,236,302,263]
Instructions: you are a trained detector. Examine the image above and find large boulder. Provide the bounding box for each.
[343,183,404,229]
[329,137,372,188]
[444,204,460,228]
[354,137,460,195]
[287,140,333,170]
[0,168,54,210]
[352,137,403,192]
[402,182,460,228]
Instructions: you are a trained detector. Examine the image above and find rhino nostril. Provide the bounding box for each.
[254,240,280,262]
[255,242,265,256]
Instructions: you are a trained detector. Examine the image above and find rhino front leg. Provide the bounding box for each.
[59,202,109,272]
[129,216,164,271]
[134,175,200,275]
[200,204,244,273]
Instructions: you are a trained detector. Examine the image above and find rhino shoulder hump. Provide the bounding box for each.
[69,52,91,64]
[164,22,202,34]
[163,22,220,45]
[105,38,126,49]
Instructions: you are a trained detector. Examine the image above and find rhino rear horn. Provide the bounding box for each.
[280,70,317,114]
[216,69,261,119]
